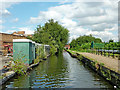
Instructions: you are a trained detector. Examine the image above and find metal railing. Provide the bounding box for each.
[85,47,120,60]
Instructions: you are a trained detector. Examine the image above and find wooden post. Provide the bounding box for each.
[101,48,102,56]
[113,47,114,58]
[118,47,120,60]
[98,48,99,55]
[108,47,110,57]
[103,47,105,56]
[96,48,97,55]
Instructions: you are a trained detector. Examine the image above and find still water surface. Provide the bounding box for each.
[3,51,113,88]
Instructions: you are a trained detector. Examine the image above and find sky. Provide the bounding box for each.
[0,0,119,43]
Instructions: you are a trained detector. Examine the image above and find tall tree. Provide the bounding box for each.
[32,19,69,54]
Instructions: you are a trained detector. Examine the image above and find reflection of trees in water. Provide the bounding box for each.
[31,53,69,88]
[11,75,30,88]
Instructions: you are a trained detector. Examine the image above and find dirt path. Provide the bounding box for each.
[76,52,119,73]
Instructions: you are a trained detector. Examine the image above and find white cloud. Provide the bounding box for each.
[0,20,3,24]
[18,27,34,34]
[0,25,3,31]
[28,1,118,42]
[86,31,118,42]
[0,3,11,17]
[3,26,34,34]
[105,24,118,31]
[12,18,19,22]
[4,30,16,33]
[0,2,19,17]
[0,2,19,31]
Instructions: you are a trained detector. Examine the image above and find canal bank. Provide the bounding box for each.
[2,51,113,88]
[66,50,120,88]
[0,39,51,86]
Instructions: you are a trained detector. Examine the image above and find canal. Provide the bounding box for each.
[2,51,113,88]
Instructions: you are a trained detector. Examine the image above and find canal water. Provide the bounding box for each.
[2,51,113,88]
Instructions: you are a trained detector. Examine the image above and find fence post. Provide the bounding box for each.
[113,47,114,58]
[103,47,105,56]
[118,47,120,60]
[108,47,110,57]
[96,48,97,55]
[92,48,93,54]
[101,48,102,56]
[98,48,99,55]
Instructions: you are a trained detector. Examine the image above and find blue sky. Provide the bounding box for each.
[2,2,60,33]
[0,0,119,42]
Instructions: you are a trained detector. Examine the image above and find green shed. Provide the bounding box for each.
[13,39,35,65]
[91,41,105,49]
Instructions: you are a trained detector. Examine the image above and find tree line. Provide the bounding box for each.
[70,35,102,50]
[70,35,120,50]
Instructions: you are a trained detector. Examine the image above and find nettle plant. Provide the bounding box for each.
[10,51,29,75]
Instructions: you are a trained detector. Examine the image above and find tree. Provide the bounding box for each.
[26,36,32,40]
[70,35,102,50]
[109,39,114,43]
[32,19,69,54]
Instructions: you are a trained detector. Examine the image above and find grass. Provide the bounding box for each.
[67,49,76,54]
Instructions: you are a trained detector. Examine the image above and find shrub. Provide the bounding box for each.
[9,51,29,75]
[10,58,28,75]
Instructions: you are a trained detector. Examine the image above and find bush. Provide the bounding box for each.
[10,57,28,75]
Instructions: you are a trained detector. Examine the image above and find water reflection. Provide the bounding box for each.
[3,51,113,88]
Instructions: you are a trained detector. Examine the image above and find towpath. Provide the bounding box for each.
[72,51,119,73]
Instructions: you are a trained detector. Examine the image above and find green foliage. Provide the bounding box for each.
[36,45,47,60]
[109,39,114,43]
[70,35,102,50]
[0,76,3,79]
[34,58,43,64]
[70,35,120,51]
[78,55,83,60]
[81,43,91,49]
[104,42,120,49]
[100,63,104,66]
[34,58,40,64]
[50,45,57,56]
[34,45,47,64]
[26,36,32,40]
[11,56,28,75]
[93,43,105,48]
[32,19,69,54]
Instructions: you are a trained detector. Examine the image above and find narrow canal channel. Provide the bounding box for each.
[3,51,113,88]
